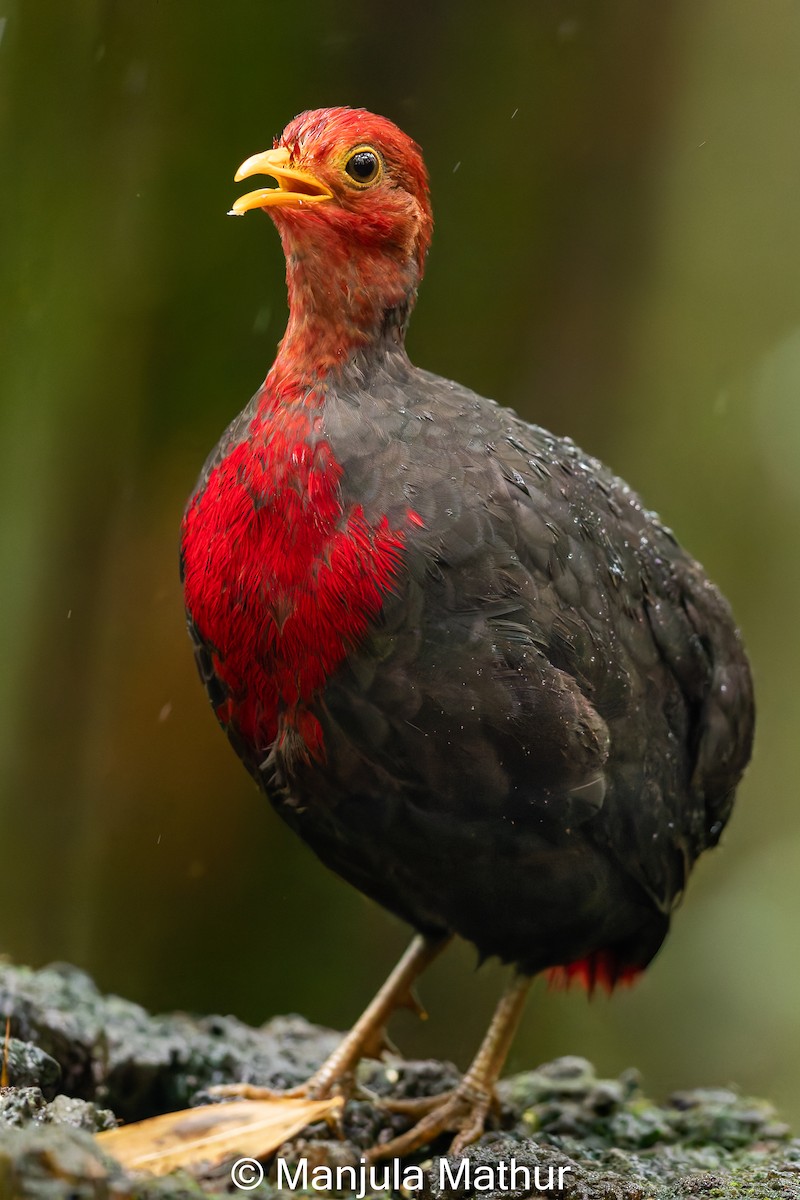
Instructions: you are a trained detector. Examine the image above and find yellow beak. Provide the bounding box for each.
[230,147,333,215]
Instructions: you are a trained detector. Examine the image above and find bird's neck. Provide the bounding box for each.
[271,225,419,385]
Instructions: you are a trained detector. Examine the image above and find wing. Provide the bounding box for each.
[318,355,754,915]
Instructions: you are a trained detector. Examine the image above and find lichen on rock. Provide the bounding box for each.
[1,961,799,1199]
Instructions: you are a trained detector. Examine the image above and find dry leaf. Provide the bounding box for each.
[96,1094,342,1176]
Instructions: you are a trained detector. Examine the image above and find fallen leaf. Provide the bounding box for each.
[96,1095,342,1176]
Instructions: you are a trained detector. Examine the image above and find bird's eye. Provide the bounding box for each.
[344,148,382,187]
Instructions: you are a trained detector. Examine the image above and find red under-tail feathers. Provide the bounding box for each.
[547,952,643,996]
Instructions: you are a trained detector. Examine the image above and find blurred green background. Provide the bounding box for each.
[2,0,799,1125]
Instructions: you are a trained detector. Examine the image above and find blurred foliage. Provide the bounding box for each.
[1,0,799,1129]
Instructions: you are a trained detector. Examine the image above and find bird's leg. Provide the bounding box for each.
[210,934,450,1103]
[368,972,532,1161]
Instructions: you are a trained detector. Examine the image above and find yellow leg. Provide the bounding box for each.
[368,972,532,1160]
[210,933,451,1102]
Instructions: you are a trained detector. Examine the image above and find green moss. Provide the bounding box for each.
[1,963,799,1198]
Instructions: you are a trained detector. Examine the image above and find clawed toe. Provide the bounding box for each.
[205,953,529,1164]
[368,1083,495,1160]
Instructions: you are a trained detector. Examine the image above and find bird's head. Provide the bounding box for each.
[231,107,433,372]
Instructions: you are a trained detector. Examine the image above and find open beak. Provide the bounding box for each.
[229,147,333,215]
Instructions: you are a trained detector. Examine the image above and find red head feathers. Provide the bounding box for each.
[231,107,433,372]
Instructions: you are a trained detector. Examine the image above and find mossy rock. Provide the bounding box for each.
[1,961,798,1198]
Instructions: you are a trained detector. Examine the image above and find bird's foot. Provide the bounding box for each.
[367,1079,497,1160]
[366,973,530,1160]
[207,1062,360,1106]
[207,936,448,1111]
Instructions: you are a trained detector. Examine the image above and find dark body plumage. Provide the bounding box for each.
[185,340,754,981]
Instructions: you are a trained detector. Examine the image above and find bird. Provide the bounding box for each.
[180,106,754,1159]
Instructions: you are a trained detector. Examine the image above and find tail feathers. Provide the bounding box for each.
[546,951,643,996]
